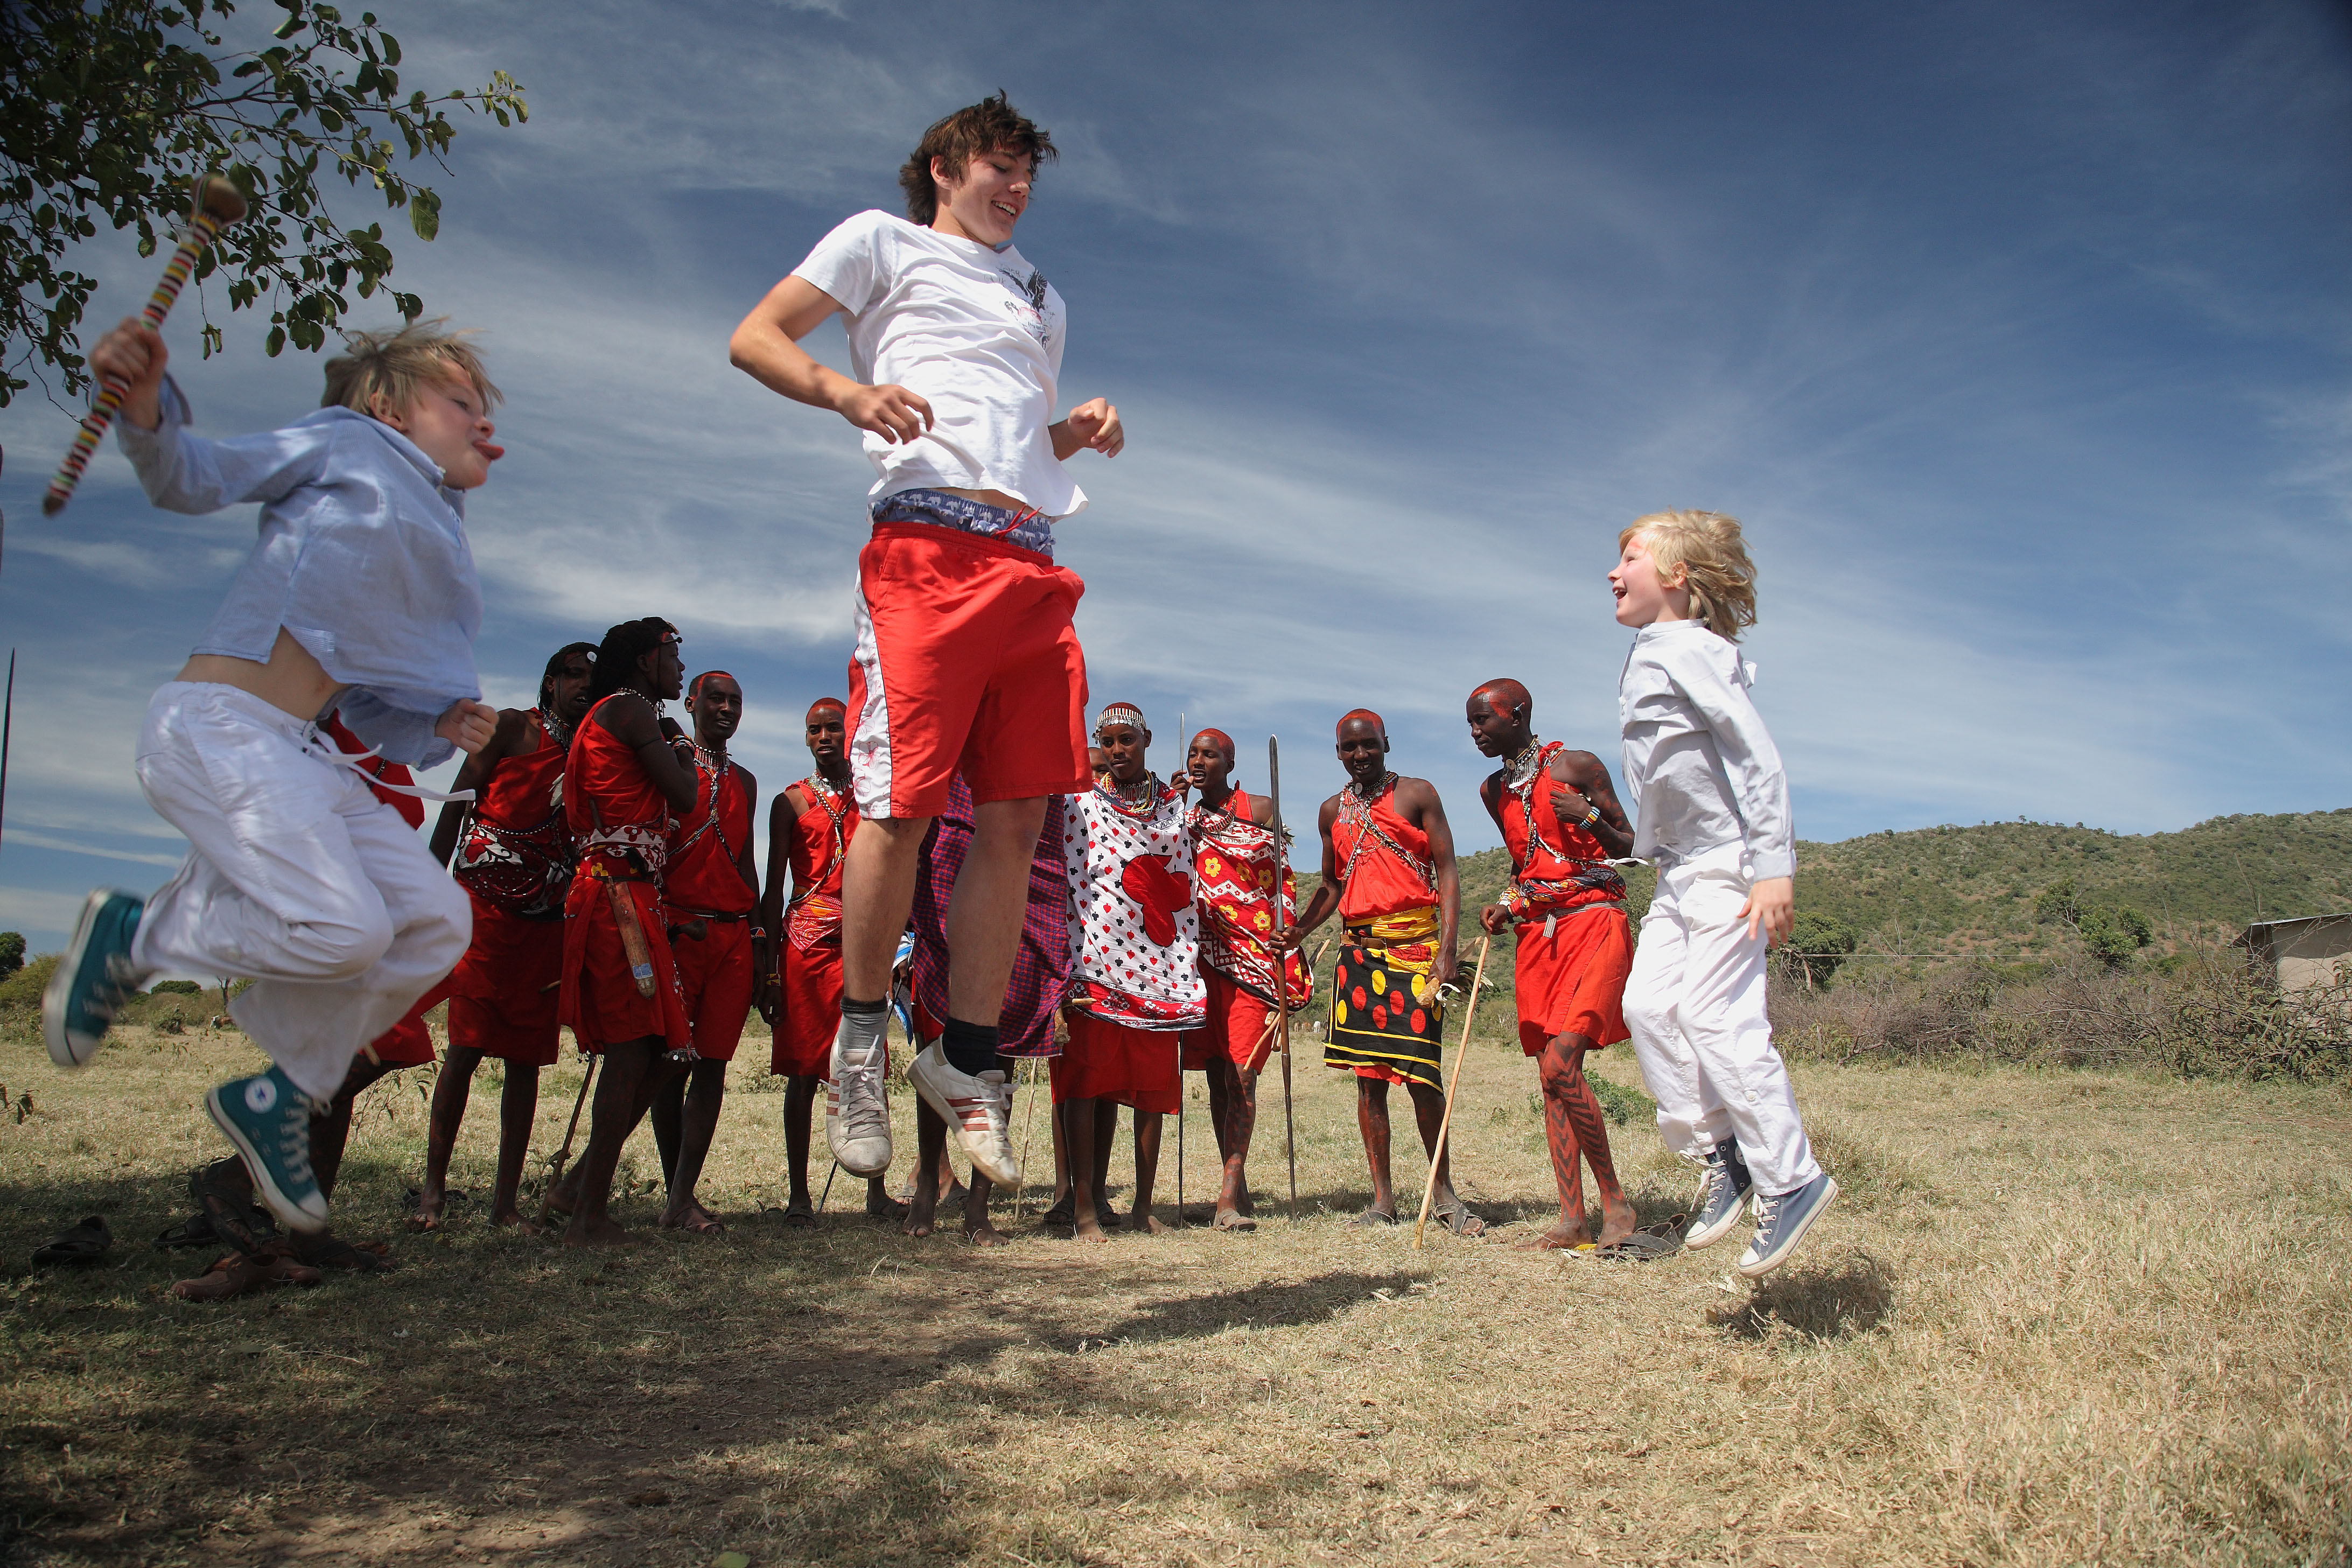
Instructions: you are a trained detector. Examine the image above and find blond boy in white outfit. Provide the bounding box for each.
[1611,510,1836,1279]
[43,317,501,1235]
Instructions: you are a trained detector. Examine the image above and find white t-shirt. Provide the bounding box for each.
[792,209,1083,519]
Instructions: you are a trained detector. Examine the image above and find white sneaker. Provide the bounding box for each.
[826,1027,892,1177]
[908,1044,1018,1187]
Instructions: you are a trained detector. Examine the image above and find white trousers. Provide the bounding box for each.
[1622,840,1821,1198]
[130,683,471,1102]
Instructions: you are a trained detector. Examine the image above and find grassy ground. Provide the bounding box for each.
[2,1013,2348,1567]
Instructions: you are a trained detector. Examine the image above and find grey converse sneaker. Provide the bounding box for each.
[1682,1138,1753,1250]
[908,1045,1018,1187]
[1737,1171,1839,1279]
[826,1026,893,1177]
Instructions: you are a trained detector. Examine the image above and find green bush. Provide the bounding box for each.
[149,979,202,996]
[1784,913,1859,987]
[0,932,23,978]
[0,953,59,1011]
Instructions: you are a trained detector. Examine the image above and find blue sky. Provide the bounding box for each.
[2,1,2347,950]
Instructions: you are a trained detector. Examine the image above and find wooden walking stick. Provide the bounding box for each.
[1013,1056,1040,1219]
[1268,736,1303,1218]
[538,1054,598,1224]
[43,177,250,516]
[1413,934,1494,1249]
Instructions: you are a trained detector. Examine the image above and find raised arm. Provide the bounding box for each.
[592,696,699,814]
[92,319,334,514]
[1550,750,1635,860]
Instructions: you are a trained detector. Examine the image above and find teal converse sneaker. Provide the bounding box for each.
[206,1066,330,1233]
[43,889,149,1068]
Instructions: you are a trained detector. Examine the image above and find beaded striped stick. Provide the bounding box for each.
[41,176,249,517]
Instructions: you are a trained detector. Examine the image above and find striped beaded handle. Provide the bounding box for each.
[41,176,249,517]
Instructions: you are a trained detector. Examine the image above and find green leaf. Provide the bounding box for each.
[408,188,439,241]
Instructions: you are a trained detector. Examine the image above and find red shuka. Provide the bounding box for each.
[557,694,690,1054]
[773,774,857,1079]
[1333,778,1439,923]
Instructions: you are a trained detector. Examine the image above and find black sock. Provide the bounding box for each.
[839,995,887,1056]
[941,1017,1000,1077]
[842,996,886,1018]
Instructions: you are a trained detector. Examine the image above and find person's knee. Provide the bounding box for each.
[1620,978,1675,1045]
[304,898,396,980]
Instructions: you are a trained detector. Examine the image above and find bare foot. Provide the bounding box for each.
[1597,1196,1639,1249]
[489,1208,544,1236]
[1073,1209,1112,1244]
[904,1186,939,1237]
[659,1199,725,1235]
[562,1214,638,1248]
[782,1200,818,1230]
[962,1212,1009,1248]
[543,1171,581,1220]
[1516,1219,1596,1251]
[1132,1212,1169,1236]
[406,1186,446,1233]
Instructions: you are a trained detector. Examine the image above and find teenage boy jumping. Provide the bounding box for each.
[729,93,1123,1188]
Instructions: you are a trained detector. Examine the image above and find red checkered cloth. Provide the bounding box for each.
[910,775,1072,1056]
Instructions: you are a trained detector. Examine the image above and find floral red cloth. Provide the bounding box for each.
[1186,791,1310,1011]
[1063,776,1205,1032]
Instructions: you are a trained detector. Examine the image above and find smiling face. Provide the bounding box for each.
[1610,531,1690,628]
[1186,731,1236,794]
[549,653,594,724]
[1335,717,1390,787]
[1096,721,1150,786]
[932,145,1033,247]
[690,675,743,748]
[372,365,502,489]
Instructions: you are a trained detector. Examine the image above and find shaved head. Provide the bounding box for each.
[806,698,846,722]
[1470,679,1531,720]
[1193,727,1235,761]
[1336,708,1386,740]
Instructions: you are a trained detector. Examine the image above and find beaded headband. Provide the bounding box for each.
[1095,702,1145,736]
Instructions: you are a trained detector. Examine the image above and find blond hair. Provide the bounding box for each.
[321,319,501,417]
[1620,509,1758,642]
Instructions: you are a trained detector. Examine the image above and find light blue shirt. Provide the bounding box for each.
[1617,621,1795,881]
[116,377,484,768]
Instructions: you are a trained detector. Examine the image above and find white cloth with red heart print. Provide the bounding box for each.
[1062,778,1207,1031]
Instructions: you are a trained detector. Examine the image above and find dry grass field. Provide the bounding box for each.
[1,1012,2348,1567]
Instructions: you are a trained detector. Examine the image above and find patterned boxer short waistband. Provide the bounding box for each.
[871,487,1056,559]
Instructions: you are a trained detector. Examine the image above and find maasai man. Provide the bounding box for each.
[411,641,595,1233]
[183,713,448,1271]
[1058,703,1205,1241]
[555,618,700,1248]
[731,95,1122,1193]
[905,774,1073,1244]
[1466,680,1640,1251]
[1285,711,1481,1235]
[646,670,761,1234]
[1180,729,1309,1232]
[765,699,898,1224]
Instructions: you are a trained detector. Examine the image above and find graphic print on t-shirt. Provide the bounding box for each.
[1000,265,1053,347]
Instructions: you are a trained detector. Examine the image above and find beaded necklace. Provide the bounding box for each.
[534,705,574,752]
[1097,769,1163,820]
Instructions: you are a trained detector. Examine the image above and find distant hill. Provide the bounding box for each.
[1793,809,2352,957]
[1297,808,2351,962]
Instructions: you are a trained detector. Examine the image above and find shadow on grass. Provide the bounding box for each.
[1707,1250,1898,1341]
[0,1159,1381,1567]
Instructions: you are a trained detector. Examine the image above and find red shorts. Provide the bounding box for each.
[1052,1011,1180,1115]
[848,522,1090,819]
[1180,971,1279,1074]
[773,936,842,1078]
[671,917,754,1063]
[365,985,444,1068]
[445,900,564,1067]
[558,877,690,1055]
[1514,907,1634,1056]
